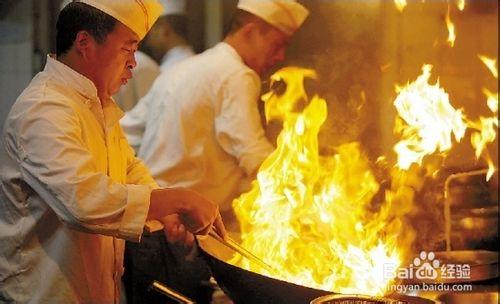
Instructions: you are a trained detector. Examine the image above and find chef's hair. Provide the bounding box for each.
[225,9,273,36]
[56,2,117,57]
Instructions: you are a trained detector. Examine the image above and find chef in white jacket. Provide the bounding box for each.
[121,0,309,302]
[154,0,195,72]
[0,1,225,303]
[123,0,309,218]
[121,0,194,152]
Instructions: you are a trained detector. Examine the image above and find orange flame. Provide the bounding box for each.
[233,67,401,296]
[233,59,496,296]
[478,55,498,79]
[393,65,467,170]
[394,60,497,180]
[457,0,465,11]
[469,116,497,180]
[394,0,407,12]
[468,56,499,180]
[446,5,456,47]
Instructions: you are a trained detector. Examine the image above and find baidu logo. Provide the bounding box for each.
[383,251,471,281]
[412,251,440,279]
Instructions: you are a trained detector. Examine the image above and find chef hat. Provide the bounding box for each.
[237,0,309,36]
[59,0,72,11]
[76,0,164,39]
[158,0,187,16]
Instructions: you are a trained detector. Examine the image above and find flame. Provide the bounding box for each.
[233,67,401,296]
[478,55,498,78]
[468,56,499,180]
[446,5,456,47]
[469,116,497,158]
[457,0,465,11]
[232,59,497,296]
[469,116,497,180]
[394,61,497,180]
[393,65,467,170]
[394,0,407,12]
[483,88,498,113]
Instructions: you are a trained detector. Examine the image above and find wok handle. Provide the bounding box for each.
[149,280,196,304]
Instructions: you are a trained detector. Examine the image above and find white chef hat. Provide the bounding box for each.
[158,0,187,16]
[59,0,72,11]
[76,0,164,39]
[237,0,309,36]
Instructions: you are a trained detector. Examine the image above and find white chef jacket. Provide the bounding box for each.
[121,45,195,152]
[0,55,157,303]
[123,42,273,211]
[114,51,161,111]
[159,44,195,73]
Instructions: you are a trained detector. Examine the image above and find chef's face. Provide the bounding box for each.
[246,24,289,76]
[86,22,139,98]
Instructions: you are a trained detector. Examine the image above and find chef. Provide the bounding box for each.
[124,0,309,223]
[149,0,195,72]
[121,0,309,302]
[0,1,225,303]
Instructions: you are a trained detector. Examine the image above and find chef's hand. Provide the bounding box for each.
[160,214,195,247]
[148,187,227,239]
[176,189,227,239]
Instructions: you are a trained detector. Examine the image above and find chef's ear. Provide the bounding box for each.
[74,30,93,59]
[239,21,259,38]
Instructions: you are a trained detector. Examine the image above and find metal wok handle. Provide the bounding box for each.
[149,280,196,304]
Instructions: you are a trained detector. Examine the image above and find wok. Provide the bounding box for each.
[197,236,435,304]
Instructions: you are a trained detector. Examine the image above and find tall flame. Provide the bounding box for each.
[394,0,407,12]
[393,65,467,170]
[446,5,456,47]
[232,59,497,297]
[233,67,401,296]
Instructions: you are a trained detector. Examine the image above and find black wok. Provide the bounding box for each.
[197,236,435,304]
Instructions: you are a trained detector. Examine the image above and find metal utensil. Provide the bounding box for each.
[207,228,277,274]
[144,220,276,273]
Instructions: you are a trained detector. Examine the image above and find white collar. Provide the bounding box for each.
[44,55,99,102]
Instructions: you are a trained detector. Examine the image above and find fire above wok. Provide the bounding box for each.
[197,236,435,304]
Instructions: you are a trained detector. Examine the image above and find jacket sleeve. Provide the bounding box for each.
[214,70,274,176]
[12,99,152,242]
